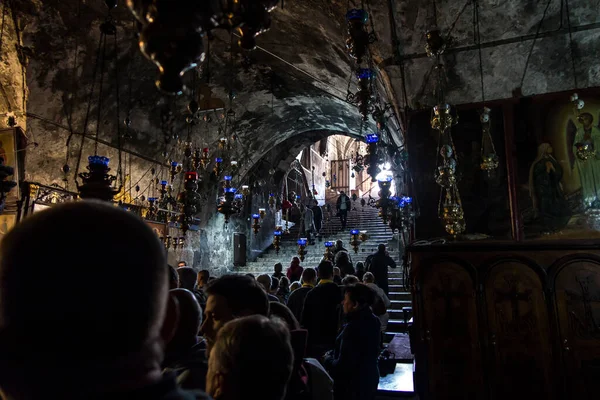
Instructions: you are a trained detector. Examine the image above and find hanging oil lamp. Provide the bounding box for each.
[217,175,240,223]
[241,185,250,196]
[431,103,456,133]
[571,93,594,161]
[177,171,202,235]
[273,228,283,254]
[297,238,308,262]
[425,29,446,58]
[201,148,211,169]
[170,161,180,182]
[323,241,335,262]
[147,196,158,217]
[159,180,168,200]
[268,193,276,208]
[214,157,223,176]
[349,229,361,254]
[252,213,261,234]
[345,9,370,64]
[219,137,228,150]
[480,107,499,174]
[350,68,374,121]
[435,145,457,188]
[365,133,381,182]
[231,160,238,170]
[259,207,267,219]
[571,93,585,118]
[441,190,466,237]
[376,176,393,224]
[77,156,119,201]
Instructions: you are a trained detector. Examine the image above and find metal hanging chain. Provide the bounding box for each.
[364,0,377,39]
[73,33,105,185]
[432,0,438,27]
[0,2,6,60]
[63,0,83,170]
[519,0,553,90]
[564,0,578,89]
[93,33,108,156]
[114,25,123,190]
[474,0,485,104]
[443,0,471,44]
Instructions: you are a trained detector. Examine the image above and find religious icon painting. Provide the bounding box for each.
[0,213,17,243]
[146,221,168,238]
[514,88,600,239]
[0,128,25,212]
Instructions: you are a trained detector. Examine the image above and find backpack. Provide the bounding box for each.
[371,291,387,316]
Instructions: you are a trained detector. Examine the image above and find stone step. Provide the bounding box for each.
[390,299,412,308]
[387,319,410,333]
[389,292,412,301]
[388,308,412,318]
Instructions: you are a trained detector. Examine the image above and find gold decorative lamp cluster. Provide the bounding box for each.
[480,107,499,174]
[431,104,466,237]
[571,93,594,161]
[350,229,363,253]
[323,241,335,262]
[161,235,185,250]
[297,238,308,262]
[273,227,283,254]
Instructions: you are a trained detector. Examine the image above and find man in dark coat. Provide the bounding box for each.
[366,244,397,295]
[336,191,352,230]
[287,267,317,322]
[312,199,323,236]
[301,261,343,359]
[324,284,380,400]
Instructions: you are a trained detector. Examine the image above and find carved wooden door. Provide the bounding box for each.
[483,260,554,400]
[418,260,484,400]
[551,257,600,399]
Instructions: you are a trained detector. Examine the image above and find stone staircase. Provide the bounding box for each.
[233,201,413,337]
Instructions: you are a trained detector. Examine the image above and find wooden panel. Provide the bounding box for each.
[418,260,484,400]
[552,258,600,399]
[483,260,554,400]
[330,159,350,191]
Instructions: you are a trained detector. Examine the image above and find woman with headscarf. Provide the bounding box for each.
[287,256,304,283]
[528,143,571,233]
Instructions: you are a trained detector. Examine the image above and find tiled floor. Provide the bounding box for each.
[377,362,415,393]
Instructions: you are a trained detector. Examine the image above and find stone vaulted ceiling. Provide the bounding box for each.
[1,0,599,186]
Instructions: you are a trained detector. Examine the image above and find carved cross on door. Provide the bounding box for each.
[495,277,532,324]
[431,277,468,334]
[565,276,600,336]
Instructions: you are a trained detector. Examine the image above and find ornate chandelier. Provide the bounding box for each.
[345,9,370,64]
[177,171,203,235]
[364,133,381,182]
[217,175,242,223]
[77,156,119,202]
[128,0,281,95]
[348,68,374,121]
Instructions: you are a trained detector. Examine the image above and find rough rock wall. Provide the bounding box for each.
[10,0,598,274]
[367,0,600,108]
[0,2,29,130]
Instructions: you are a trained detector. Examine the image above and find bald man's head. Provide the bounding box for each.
[0,201,168,368]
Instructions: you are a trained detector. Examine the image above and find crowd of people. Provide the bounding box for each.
[0,201,397,400]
